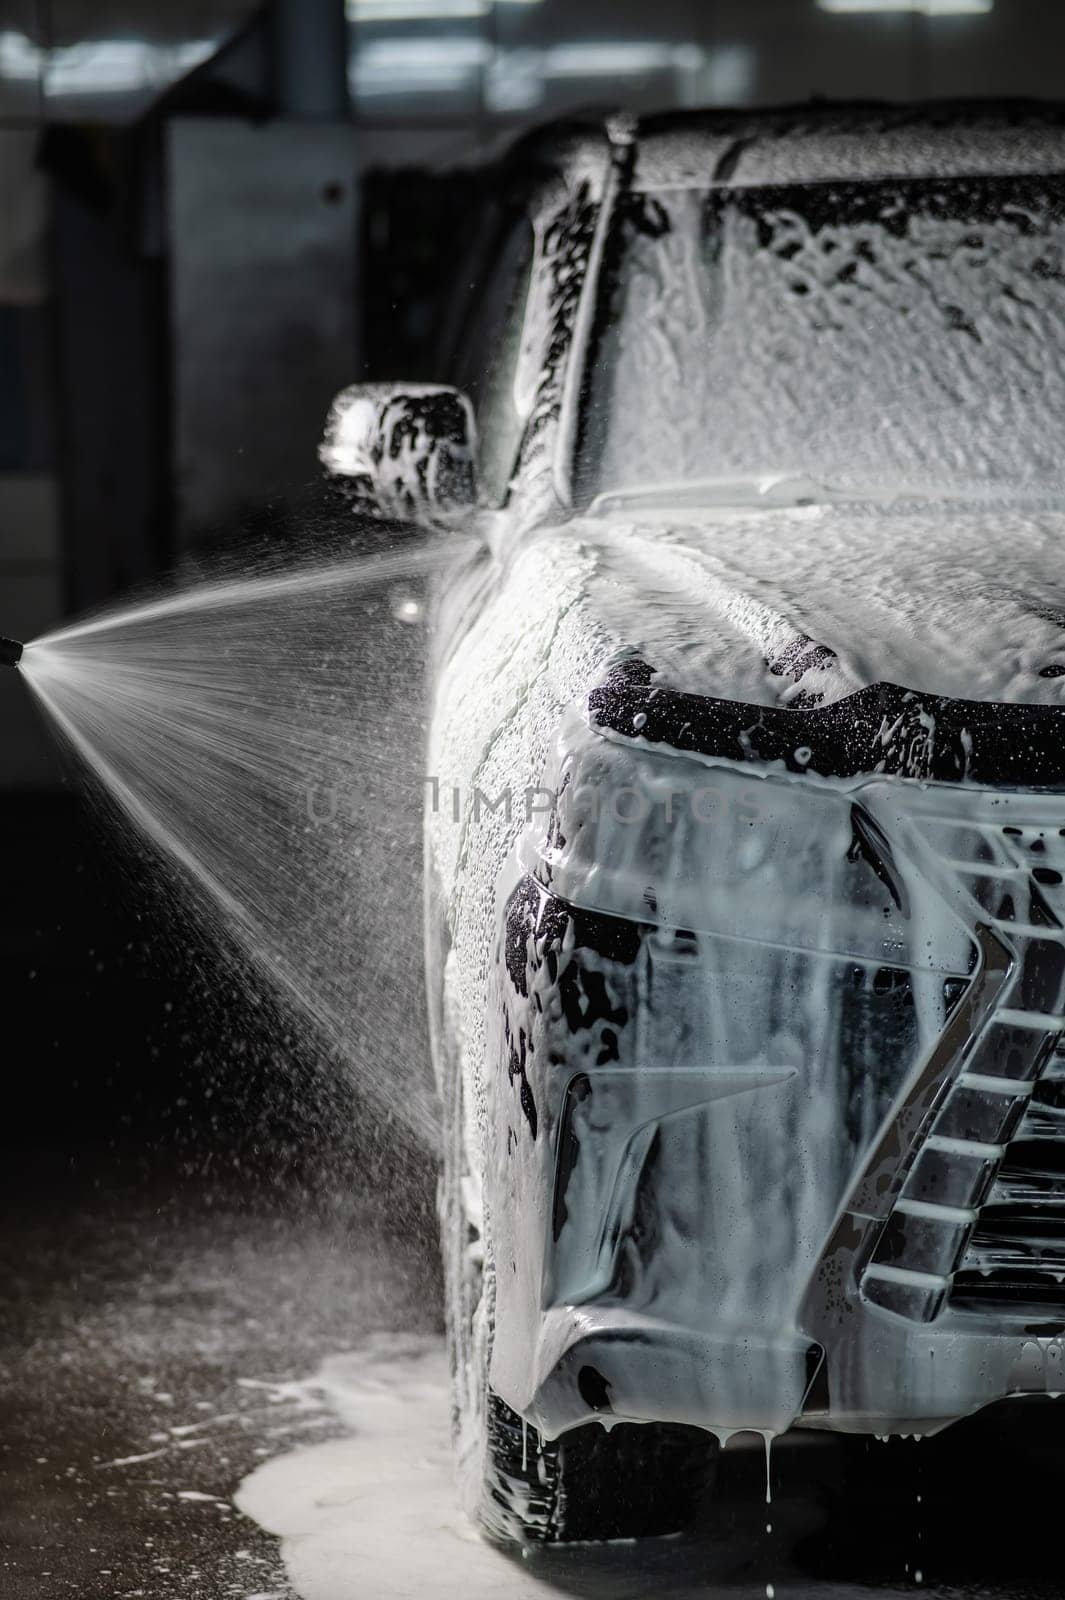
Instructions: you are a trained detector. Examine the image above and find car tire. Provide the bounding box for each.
[482,1385,720,1545]
[439,1043,718,1545]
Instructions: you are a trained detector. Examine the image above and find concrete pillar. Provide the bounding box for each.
[272,0,350,121]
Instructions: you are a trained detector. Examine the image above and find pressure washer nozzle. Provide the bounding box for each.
[1,637,23,668]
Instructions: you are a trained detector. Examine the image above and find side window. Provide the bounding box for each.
[452,210,536,506]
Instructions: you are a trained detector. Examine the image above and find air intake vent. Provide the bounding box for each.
[952,1047,1065,1317]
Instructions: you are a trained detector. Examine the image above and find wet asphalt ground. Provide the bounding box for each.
[0,1146,439,1600]
[0,794,441,1599]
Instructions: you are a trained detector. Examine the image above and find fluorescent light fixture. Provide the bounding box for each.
[818,0,992,13]
[348,0,488,19]
[0,30,41,79]
[350,35,491,96]
[486,47,542,112]
[49,40,214,95]
[671,44,705,73]
[356,38,492,67]
[0,31,215,95]
[347,0,541,13]
[484,40,715,111]
[546,42,698,77]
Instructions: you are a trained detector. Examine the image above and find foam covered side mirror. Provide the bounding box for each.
[320,382,479,522]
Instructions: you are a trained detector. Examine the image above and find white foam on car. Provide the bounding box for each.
[428,491,1065,1527]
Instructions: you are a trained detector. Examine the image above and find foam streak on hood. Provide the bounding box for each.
[569,501,1065,710]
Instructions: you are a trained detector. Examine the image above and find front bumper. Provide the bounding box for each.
[485,665,1065,1441]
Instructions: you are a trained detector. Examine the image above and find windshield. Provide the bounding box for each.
[576,175,1065,504]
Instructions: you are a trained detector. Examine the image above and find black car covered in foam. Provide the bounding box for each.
[324,101,1065,1544]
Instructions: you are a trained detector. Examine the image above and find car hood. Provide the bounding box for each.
[559,500,1065,710]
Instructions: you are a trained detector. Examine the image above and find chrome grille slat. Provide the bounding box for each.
[1022,1106,1065,1138]
[955,1072,1035,1096]
[859,793,1065,1323]
[953,837,1065,1312]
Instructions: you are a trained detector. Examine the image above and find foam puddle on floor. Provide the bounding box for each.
[234,1334,550,1598]
[234,1334,889,1600]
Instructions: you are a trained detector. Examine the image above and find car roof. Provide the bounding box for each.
[509,100,1065,193]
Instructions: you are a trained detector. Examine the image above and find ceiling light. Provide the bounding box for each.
[545,42,698,77]
[348,0,488,19]
[0,32,215,95]
[347,0,542,14]
[818,0,992,14]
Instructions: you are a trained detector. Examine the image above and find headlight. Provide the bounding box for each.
[514,708,977,1335]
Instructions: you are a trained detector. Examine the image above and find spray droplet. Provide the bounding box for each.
[19,534,475,1151]
[390,589,423,624]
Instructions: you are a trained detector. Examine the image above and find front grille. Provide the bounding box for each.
[583,657,1065,1328]
[856,808,1065,1325]
[952,1043,1065,1317]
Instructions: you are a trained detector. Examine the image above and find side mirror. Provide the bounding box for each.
[320,382,479,523]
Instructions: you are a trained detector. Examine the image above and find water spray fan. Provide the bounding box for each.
[1,637,23,668]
